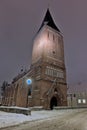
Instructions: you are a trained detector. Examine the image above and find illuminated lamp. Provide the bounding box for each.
[26,79,32,85]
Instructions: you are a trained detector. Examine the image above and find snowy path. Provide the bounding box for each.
[0,109,87,130]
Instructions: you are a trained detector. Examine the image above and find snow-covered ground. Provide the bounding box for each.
[0,109,72,128]
[0,108,87,129]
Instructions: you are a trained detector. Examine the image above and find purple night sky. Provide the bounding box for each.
[0,0,87,85]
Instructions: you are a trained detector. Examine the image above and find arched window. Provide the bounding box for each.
[54,88,57,92]
[28,87,32,96]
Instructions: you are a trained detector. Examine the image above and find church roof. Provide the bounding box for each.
[39,9,60,32]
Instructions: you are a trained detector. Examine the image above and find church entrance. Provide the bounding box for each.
[50,97,57,110]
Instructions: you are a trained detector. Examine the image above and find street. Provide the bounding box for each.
[1,109,87,130]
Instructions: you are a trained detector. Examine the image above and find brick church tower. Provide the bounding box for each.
[1,9,67,109]
[28,9,67,109]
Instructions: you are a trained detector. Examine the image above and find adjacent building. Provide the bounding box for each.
[67,83,87,107]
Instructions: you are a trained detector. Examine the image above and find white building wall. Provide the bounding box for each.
[67,92,87,107]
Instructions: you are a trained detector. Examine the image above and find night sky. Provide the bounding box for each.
[0,0,87,85]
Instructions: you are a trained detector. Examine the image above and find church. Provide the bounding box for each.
[2,9,67,109]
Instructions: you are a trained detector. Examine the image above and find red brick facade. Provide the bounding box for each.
[2,9,67,109]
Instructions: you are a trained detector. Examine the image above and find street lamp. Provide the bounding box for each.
[26,79,32,85]
[26,78,32,107]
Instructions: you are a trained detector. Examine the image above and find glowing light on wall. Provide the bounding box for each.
[78,99,81,104]
[83,99,86,104]
[26,79,32,85]
[39,36,47,48]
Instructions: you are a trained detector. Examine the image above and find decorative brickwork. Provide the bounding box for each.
[2,9,67,109]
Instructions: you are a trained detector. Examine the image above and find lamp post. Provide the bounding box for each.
[26,78,32,107]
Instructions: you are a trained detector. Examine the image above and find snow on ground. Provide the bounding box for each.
[0,106,31,110]
[0,109,69,128]
[0,108,86,129]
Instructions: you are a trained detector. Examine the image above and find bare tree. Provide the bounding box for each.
[1,81,8,96]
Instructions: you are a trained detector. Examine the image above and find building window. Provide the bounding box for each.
[49,69,52,76]
[53,51,56,54]
[53,70,57,77]
[28,87,32,96]
[54,88,57,92]
[48,32,49,38]
[83,99,86,104]
[74,94,76,97]
[48,68,51,75]
[45,68,48,75]
[45,66,64,78]
[51,69,53,76]
[78,99,81,104]
[53,34,55,41]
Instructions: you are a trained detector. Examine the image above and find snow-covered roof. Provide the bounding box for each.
[68,82,87,94]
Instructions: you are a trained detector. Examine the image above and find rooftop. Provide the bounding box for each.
[39,8,60,32]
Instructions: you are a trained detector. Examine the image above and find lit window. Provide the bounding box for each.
[78,99,81,104]
[83,99,86,104]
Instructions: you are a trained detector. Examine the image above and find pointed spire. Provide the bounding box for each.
[47,2,50,9]
[39,9,60,32]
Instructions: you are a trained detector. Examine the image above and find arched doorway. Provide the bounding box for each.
[50,97,57,110]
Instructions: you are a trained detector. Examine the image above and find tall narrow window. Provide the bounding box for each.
[28,87,32,96]
[53,34,55,41]
[45,68,48,75]
[48,32,49,38]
